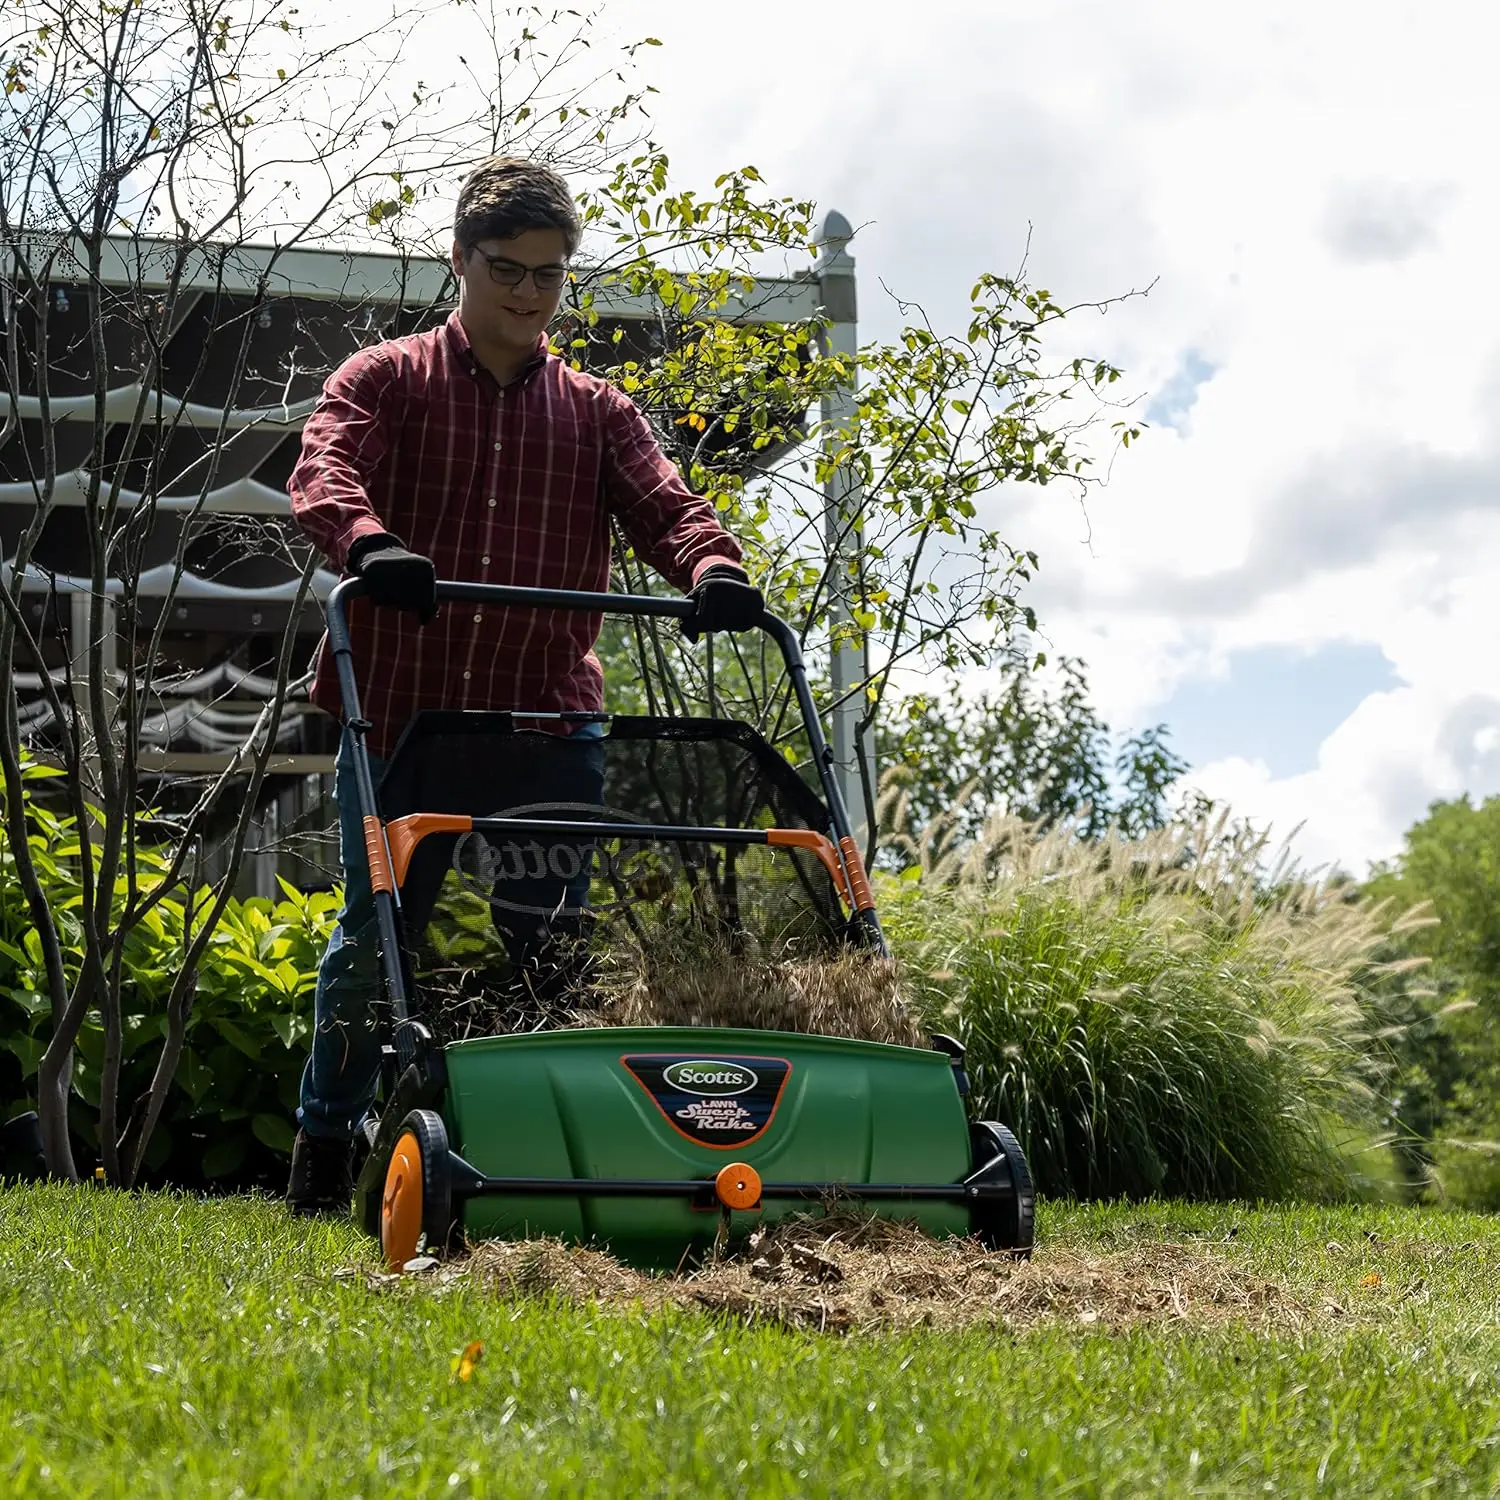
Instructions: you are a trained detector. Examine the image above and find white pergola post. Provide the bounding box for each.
[814,211,870,844]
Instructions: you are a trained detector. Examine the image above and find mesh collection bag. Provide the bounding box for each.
[376,710,849,964]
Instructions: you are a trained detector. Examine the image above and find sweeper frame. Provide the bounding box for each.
[328,577,1035,1267]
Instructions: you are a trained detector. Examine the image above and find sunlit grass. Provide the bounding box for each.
[2,1186,1498,1497]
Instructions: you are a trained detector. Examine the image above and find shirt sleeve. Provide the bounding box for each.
[601,388,743,593]
[288,347,402,571]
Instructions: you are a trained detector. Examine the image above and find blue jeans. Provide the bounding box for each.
[298,723,605,1141]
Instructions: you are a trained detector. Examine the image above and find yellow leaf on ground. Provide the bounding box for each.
[451,1340,484,1382]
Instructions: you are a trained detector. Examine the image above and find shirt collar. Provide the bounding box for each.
[442,311,550,387]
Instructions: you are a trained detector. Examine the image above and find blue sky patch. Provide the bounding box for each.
[1154,643,1399,780]
[1145,349,1217,432]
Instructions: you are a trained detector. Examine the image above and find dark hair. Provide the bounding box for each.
[453,156,580,257]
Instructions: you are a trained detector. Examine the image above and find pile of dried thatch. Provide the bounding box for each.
[573,944,927,1047]
[356,1213,1307,1336]
[416,927,929,1049]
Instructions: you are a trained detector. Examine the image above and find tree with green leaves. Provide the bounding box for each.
[1362,795,1500,1205]
[873,653,1188,865]
[559,171,1144,842]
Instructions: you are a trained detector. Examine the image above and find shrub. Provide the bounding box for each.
[880,810,1428,1202]
[1,763,335,1187]
[1360,795,1500,1208]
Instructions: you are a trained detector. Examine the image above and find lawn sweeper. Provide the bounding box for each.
[330,577,1035,1269]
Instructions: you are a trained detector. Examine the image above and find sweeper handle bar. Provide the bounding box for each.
[323,577,866,853]
[323,578,882,1045]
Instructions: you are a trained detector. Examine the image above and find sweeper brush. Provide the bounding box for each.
[334,579,1035,1270]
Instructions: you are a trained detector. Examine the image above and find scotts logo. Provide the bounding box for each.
[622,1053,793,1148]
[662,1060,758,1096]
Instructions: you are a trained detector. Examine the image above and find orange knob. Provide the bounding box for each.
[714,1161,762,1211]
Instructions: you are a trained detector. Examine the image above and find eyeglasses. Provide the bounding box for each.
[470,248,569,292]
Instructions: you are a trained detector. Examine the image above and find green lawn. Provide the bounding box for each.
[2,1187,1498,1497]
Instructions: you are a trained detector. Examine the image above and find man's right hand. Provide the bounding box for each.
[347,533,438,623]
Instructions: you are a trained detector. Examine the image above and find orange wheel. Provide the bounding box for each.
[381,1130,424,1269]
[379,1109,454,1270]
[714,1161,762,1211]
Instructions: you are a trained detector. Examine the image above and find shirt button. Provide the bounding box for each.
[487,498,496,508]
[493,442,502,450]
[472,612,483,623]
[462,670,471,681]
[481,556,491,565]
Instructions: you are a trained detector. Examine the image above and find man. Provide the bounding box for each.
[285,156,762,1214]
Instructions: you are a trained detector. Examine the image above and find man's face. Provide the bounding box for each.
[452,225,569,356]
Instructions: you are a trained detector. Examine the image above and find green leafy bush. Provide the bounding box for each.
[881,811,1427,1202]
[1361,794,1500,1208]
[1,763,335,1187]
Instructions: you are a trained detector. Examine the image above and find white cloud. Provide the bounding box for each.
[401,0,1500,869]
[1320,178,1459,265]
[1187,676,1500,877]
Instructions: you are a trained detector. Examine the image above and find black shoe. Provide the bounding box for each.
[286,1129,354,1217]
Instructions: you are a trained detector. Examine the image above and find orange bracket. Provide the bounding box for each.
[766,828,855,910]
[384,814,474,887]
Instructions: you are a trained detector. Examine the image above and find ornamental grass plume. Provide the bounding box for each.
[878,799,1434,1202]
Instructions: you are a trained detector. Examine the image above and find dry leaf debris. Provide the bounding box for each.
[346,1214,1315,1336]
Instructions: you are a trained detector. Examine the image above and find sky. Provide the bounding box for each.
[570,0,1500,875]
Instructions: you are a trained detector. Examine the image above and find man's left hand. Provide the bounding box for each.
[683,564,764,642]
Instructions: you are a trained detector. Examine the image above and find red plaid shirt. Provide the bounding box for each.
[290,313,741,756]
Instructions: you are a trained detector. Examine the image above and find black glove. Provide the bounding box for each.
[682,564,764,643]
[347,532,438,623]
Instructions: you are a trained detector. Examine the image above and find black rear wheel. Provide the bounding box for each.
[968,1121,1035,1258]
